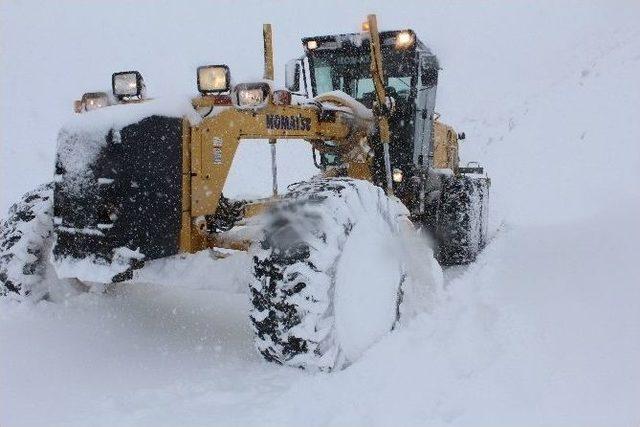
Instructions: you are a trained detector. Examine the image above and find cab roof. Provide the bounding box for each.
[302,30,434,56]
[301,30,438,71]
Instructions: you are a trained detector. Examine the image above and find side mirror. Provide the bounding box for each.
[285,59,301,92]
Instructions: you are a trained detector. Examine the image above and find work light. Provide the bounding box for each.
[83,92,110,111]
[197,65,230,94]
[232,83,270,109]
[395,31,415,49]
[112,71,144,100]
[272,89,292,106]
[392,168,404,183]
[74,92,110,113]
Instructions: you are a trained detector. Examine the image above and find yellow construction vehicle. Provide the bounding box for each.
[1,15,489,370]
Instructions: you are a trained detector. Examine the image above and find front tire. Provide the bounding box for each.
[1,183,55,300]
[249,178,406,371]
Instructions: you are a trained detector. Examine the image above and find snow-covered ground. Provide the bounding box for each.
[2,1,640,426]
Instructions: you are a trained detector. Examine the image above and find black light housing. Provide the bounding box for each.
[112,71,144,100]
[197,65,231,95]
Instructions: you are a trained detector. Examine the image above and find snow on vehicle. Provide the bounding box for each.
[0,15,490,370]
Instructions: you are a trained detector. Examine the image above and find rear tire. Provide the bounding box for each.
[249,178,406,371]
[435,174,490,265]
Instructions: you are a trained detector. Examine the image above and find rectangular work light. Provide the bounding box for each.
[197,65,231,94]
[232,82,270,109]
[112,71,144,99]
[82,92,110,111]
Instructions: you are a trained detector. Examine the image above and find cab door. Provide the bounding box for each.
[413,54,439,167]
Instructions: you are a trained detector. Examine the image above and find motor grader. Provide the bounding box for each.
[0,15,489,370]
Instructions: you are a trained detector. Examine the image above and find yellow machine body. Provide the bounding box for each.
[432,120,460,171]
[57,14,470,270]
[180,96,375,253]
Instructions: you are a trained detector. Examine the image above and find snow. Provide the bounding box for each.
[313,90,374,120]
[334,219,402,361]
[2,1,640,426]
[333,182,437,363]
[54,246,142,283]
[62,96,201,134]
[133,249,252,294]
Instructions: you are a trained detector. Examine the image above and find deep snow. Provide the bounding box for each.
[2,1,640,426]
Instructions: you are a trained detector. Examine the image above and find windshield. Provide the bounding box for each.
[310,49,416,102]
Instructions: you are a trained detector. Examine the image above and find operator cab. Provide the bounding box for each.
[286,30,439,183]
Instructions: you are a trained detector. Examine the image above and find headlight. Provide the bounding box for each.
[112,71,144,100]
[232,83,270,109]
[197,65,230,94]
[395,31,415,49]
[306,40,318,50]
[392,168,403,183]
